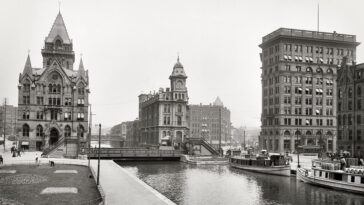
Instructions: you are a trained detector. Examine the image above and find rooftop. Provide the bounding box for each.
[261,28,359,47]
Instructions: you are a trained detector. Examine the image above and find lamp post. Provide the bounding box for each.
[97,123,101,185]
[296,129,300,168]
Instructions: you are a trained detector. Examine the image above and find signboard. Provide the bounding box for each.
[22,141,29,145]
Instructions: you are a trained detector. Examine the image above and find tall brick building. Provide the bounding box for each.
[188,97,232,147]
[17,12,89,156]
[259,28,359,154]
[138,57,188,148]
[337,59,364,157]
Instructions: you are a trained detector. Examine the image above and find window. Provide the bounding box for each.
[295,97,302,105]
[305,108,313,115]
[358,100,362,110]
[295,108,302,115]
[77,113,85,120]
[348,87,353,98]
[316,119,323,126]
[284,97,291,104]
[295,76,302,84]
[295,87,302,94]
[51,110,58,120]
[348,101,353,110]
[305,119,312,125]
[36,125,43,137]
[22,124,29,137]
[285,65,291,71]
[284,107,291,114]
[64,125,71,138]
[22,111,29,119]
[65,98,72,106]
[283,76,291,83]
[326,89,333,96]
[284,86,291,94]
[78,86,85,95]
[316,98,323,105]
[177,116,182,125]
[306,67,313,73]
[77,98,85,106]
[305,98,312,105]
[295,118,302,125]
[64,112,71,121]
[305,77,312,84]
[36,111,43,120]
[326,108,333,116]
[23,96,30,104]
[178,104,182,112]
[305,88,312,95]
[358,86,362,96]
[284,118,291,125]
[326,99,333,106]
[37,97,43,105]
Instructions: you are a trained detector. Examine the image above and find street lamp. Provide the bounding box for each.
[296,129,301,168]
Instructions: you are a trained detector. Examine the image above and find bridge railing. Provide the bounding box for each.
[85,148,182,158]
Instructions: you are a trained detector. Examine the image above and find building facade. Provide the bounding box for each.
[188,97,231,147]
[259,28,359,154]
[138,58,188,148]
[120,119,140,147]
[337,60,364,157]
[17,12,89,155]
[0,105,18,138]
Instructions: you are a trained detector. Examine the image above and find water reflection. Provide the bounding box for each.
[118,161,364,205]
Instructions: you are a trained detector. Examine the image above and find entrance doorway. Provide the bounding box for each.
[49,128,59,145]
[36,141,43,151]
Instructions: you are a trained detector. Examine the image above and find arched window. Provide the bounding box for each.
[284,130,290,136]
[295,130,301,136]
[349,87,353,98]
[57,84,61,93]
[78,125,85,138]
[327,68,333,74]
[55,39,62,49]
[49,84,52,93]
[177,116,182,126]
[64,125,71,138]
[358,86,362,96]
[316,68,322,73]
[36,125,43,137]
[306,131,312,135]
[23,79,31,92]
[22,124,30,137]
[316,130,322,136]
[306,67,312,72]
[78,86,85,95]
[52,84,57,93]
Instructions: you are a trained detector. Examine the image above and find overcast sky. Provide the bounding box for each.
[1,0,364,128]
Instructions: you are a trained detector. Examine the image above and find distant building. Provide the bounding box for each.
[138,57,188,148]
[259,28,359,154]
[120,119,140,147]
[0,105,18,137]
[337,59,364,157]
[188,97,232,147]
[17,12,90,156]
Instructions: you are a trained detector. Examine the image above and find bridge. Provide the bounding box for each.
[85,148,183,160]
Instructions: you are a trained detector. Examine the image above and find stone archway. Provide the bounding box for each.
[49,128,59,145]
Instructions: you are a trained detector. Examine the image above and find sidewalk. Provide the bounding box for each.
[90,160,175,205]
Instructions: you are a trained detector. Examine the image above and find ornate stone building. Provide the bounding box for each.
[17,12,89,157]
[259,28,359,154]
[337,58,364,157]
[138,57,188,148]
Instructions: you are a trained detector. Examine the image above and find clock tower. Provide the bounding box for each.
[170,57,188,96]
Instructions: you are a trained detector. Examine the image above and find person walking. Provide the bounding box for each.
[0,155,3,165]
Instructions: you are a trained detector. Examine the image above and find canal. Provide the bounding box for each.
[117,161,364,205]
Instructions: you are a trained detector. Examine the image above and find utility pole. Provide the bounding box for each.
[88,104,92,167]
[97,123,101,185]
[3,98,7,151]
[218,107,222,156]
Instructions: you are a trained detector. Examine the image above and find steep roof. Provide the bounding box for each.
[22,54,33,76]
[77,57,86,78]
[213,96,224,106]
[45,12,71,44]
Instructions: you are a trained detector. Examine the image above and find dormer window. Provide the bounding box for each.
[55,39,62,49]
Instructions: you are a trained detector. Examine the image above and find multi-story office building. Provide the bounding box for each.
[0,105,18,137]
[17,12,90,155]
[259,28,359,154]
[120,119,140,147]
[337,59,364,157]
[188,97,231,147]
[138,57,188,148]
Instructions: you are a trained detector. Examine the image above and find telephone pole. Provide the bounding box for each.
[3,98,7,151]
[88,104,93,167]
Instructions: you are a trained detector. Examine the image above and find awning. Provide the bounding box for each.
[319,89,323,93]
[305,57,309,61]
[284,55,288,60]
[309,57,313,62]
[22,141,29,145]
[161,136,171,140]
[299,57,303,61]
[295,56,299,61]
[316,89,319,92]
[320,58,324,62]
[306,88,309,91]
[298,88,302,91]
[316,110,320,113]
[288,56,292,60]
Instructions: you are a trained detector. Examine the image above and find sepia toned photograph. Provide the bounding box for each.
[0,0,364,204]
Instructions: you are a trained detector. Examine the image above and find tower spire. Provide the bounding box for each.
[22,54,33,76]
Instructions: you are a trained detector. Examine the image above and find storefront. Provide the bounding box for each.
[21,141,29,150]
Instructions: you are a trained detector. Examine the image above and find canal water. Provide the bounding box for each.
[117,161,364,205]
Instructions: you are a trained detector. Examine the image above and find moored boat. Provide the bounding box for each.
[230,154,291,177]
[297,159,364,194]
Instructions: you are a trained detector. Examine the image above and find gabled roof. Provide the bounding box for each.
[45,12,71,44]
[77,57,86,79]
[213,96,224,106]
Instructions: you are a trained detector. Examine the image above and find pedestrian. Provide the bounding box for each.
[17,149,21,157]
[0,155,3,165]
[35,154,38,164]
[340,157,347,170]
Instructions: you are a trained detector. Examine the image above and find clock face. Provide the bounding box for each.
[176,81,183,89]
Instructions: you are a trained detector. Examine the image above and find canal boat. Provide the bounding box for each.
[229,154,291,177]
[297,159,364,194]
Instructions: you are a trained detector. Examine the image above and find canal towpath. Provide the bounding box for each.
[1,150,175,205]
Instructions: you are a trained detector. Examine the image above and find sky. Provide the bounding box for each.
[0,0,364,128]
